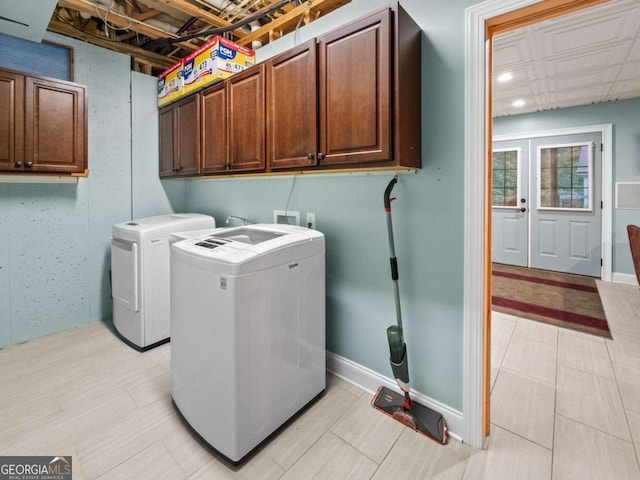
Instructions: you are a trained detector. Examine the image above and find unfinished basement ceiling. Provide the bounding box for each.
[3,0,639,117]
[47,0,352,72]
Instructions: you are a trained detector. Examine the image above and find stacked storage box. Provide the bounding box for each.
[157,36,255,107]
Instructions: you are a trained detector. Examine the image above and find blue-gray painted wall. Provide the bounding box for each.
[494,97,640,277]
[131,71,189,219]
[14,0,638,416]
[0,0,479,413]
[182,0,475,411]
[0,35,188,349]
[0,33,132,348]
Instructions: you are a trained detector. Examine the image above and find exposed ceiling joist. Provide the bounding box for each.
[57,0,200,51]
[143,0,248,38]
[236,0,349,47]
[2,0,354,74]
[4,0,639,118]
[48,17,175,69]
[133,9,163,22]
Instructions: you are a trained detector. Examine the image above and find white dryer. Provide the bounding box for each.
[170,224,326,463]
[111,213,215,350]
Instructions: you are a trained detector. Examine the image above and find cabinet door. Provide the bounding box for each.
[227,65,265,172]
[0,70,24,171]
[159,107,176,177]
[318,9,391,166]
[266,40,317,170]
[174,95,201,176]
[201,82,227,174]
[24,76,86,173]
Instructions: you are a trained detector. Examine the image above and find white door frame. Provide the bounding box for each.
[463,0,614,449]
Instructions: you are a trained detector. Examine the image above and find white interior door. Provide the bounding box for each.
[529,133,602,277]
[492,139,529,266]
[492,132,602,277]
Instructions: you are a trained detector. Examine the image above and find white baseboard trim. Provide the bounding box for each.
[611,272,639,286]
[326,351,464,443]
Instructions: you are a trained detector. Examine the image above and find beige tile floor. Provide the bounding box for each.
[0,280,638,479]
[490,280,640,480]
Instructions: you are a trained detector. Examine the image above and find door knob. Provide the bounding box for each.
[519,198,526,212]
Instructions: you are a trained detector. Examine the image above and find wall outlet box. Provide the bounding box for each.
[274,210,300,225]
[306,212,316,229]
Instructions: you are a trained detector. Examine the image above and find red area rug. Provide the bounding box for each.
[491,263,611,338]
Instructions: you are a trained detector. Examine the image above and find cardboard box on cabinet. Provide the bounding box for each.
[157,61,184,107]
[157,37,255,107]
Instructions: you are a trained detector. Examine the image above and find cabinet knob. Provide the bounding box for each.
[14,161,23,168]
[317,153,325,161]
[307,153,314,161]
[25,162,33,168]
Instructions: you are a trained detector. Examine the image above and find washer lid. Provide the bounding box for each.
[172,224,324,269]
[112,213,215,242]
[209,226,286,245]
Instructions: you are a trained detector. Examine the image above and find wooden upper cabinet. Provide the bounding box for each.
[159,107,175,177]
[393,3,421,168]
[159,95,201,177]
[318,9,392,167]
[174,95,200,176]
[24,76,87,173]
[227,64,265,172]
[266,40,318,170]
[201,82,227,174]
[156,3,420,177]
[0,68,87,174]
[0,70,24,171]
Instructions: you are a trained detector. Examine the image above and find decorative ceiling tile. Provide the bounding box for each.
[493,0,640,117]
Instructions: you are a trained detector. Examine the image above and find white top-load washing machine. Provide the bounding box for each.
[111,213,215,350]
[170,224,326,463]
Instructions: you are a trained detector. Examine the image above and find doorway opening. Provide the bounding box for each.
[463,0,613,448]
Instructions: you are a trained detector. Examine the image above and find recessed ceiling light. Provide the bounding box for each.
[497,72,513,83]
[512,99,526,108]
